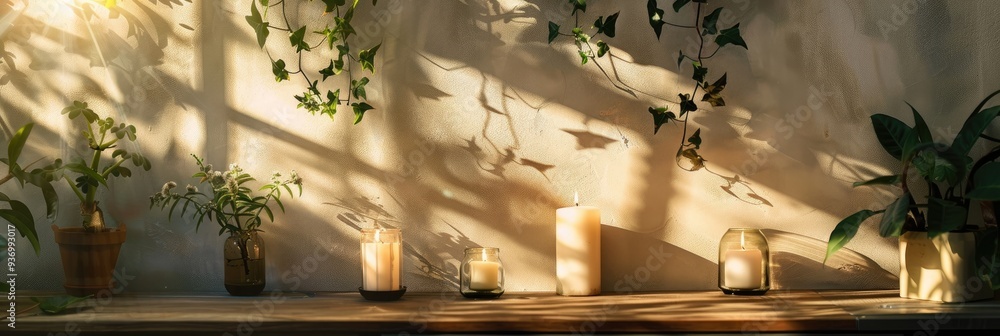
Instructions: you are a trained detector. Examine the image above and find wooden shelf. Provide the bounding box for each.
[10,290,1000,335]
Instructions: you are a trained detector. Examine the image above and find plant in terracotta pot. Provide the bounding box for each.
[826,90,1000,302]
[1,123,60,255]
[150,154,302,296]
[51,101,152,296]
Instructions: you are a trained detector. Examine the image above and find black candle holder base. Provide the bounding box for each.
[359,286,406,301]
[721,288,768,295]
[461,290,504,299]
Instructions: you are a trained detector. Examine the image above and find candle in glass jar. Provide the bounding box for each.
[469,256,501,291]
[362,229,401,291]
[724,231,763,289]
[556,192,601,296]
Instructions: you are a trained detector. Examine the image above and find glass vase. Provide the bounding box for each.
[461,247,505,299]
[224,230,266,296]
[718,228,770,295]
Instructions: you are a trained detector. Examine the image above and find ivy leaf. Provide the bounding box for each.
[319,60,338,80]
[289,26,310,52]
[595,12,619,38]
[358,43,381,73]
[648,107,676,135]
[678,148,705,171]
[351,77,369,100]
[701,73,727,107]
[647,0,666,39]
[578,50,589,65]
[245,2,269,48]
[967,162,1000,200]
[322,90,339,120]
[691,61,707,82]
[596,41,609,58]
[321,0,346,13]
[824,210,877,264]
[879,193,910,238]
[678,93,697,116]
[701,7,723,35]
[315,27,338,50]
[688,128,702,149]
[351,102,374,124]
[548,22,560,44]
[271,59,289,82]
[852,175,901,188]
[571,0,586,15]
[715,24,748,49]
[927,197,968,237]
[673,0,691,12]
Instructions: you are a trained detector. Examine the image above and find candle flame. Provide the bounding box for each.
[481,249,487,261]
[374,228,381,243]
[740,230,745,250]
[574,191,579,206]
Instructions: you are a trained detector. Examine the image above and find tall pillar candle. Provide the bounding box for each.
[361,228,401,291]
[556,193,601,296]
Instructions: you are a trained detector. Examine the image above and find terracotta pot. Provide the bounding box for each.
[52,223,127,296]
[899,231,994,303]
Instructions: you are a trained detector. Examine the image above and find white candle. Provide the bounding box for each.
[362,229,401,291]
[724,232,763,289]
[556,192,601,296]
[469,260,501,290]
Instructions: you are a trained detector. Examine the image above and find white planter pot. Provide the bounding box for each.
[899,231,994,303]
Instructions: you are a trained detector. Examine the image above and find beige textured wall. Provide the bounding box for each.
[4,0,998,292]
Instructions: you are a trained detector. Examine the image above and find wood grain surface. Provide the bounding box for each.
[8,290,1000,335]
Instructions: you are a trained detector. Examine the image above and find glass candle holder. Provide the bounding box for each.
[718,228,770,295]
[361,228,402,292]
[460,247,505,299]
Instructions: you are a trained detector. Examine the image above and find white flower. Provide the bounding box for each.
[186,184,198,193]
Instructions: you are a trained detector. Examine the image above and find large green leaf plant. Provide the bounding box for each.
[826,90,1000,288]
[1,123,59,254]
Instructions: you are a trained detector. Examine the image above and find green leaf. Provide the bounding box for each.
[672,0,691,12]
[878,193,910,238]
[870,114,915,160]
[319,60,338,80]
[691,61,707,82]
[678,93,697,116]
[548,22,560,44]
[351,77,369,100]
[578,50,589,65]
[688,128,702,149]
[906,102,933,144]
[595,12,619,38]
[351,102,374,124]
[910,146,966,185]
[271,59,289,82]
[322,90,340,120]
[245,2,269,48]
[701,7,723,35]
[0,201,38,255]
[358,43,381,73]
[7,123,33,172]
[968,162,1000,200]
[321,0,346,12]
[701,73,727,107]
[596,41,609,58]
[927,197,967,237]
[571,0,586,15]
[289,26,310,52]
[32,295,92,314]
[316,27,338,50]
[825,209,877,264]
[39,180,58,220]
[852,175,901,187]
[648,107,675,135]
[647,0,666,39]
[953,106,1000,158]
[678,148,705,171]
[715,24,748,49]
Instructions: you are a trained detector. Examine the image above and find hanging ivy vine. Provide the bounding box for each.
[245,0,381,124]
[548,0,749,172]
